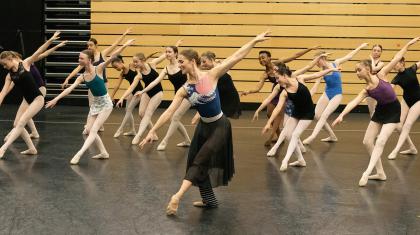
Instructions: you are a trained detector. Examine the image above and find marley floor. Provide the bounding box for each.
[0,105,419,235]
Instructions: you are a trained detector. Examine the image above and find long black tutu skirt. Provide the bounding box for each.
[185,115,235,188]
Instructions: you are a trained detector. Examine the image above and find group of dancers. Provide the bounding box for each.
[0,28,419,215]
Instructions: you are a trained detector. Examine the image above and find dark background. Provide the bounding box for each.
[0,0,44,104]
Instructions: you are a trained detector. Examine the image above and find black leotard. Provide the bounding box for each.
[122,69,143,95]
[286,82,315,120]
[391,64,420,108]
[142,64,162,97]
[166,67,187,93]
[9,62,43,103]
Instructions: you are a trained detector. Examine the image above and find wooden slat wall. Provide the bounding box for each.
[91,0,420,104]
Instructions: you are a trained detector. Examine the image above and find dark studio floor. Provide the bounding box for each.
[0,105,419,235]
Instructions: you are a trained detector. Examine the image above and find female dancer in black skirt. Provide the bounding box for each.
[262,63,339,171]
[241,46,320,146]
[139,31,271,215]
[333,37,420,186]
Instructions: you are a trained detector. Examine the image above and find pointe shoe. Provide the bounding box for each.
[157,141,167,151]
[20,148,37,155]
[113,130,122,138]
[321,136,338,142]
[289,160,306,167]
[302,138,312,145]
[299,145,307,153]
[358,172,369,187]
[400,148,418,155]
[123,131,136,136]
[29,133,40,139]
[368,173,387,181]
[98,126,105,132]
[267,147,278,157]
[166,195,180,216]
[91,153,109,159]
[176,141,190,147]
[387,151,398,160]
[152,134,159,142]
[279,163,288,172]
[132,136,141,145]
[70,156,81,165]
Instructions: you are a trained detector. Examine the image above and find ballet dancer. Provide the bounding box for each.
[332,37,420,186]
[262,63,339,171]
[366,44,385,116]
[139,31,271,216]
[45,39,135,164]
[303,43,369,145]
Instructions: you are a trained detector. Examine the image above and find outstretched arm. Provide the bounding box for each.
[332,89,368,126]
[61,65,83,89]
[45,76,84,108]
[309,77,322,96]
[276,45,321,64]
[24,31,61,65]
[138,68,166,95]
[378,37,420,78]
[253,85,281,121]
[240,73,266,96]
[110,74,124,100]
[149,39,183,68]
[96,39,135,77]
[139,88,188,148]
[334,43,369,66]
[262,90,287,134]
[37,40,68,61]
[292,52,331,77]
[298,67,339,82]
[116,72,143,107]
[0,74,14,106]
[209,31,271,80]
[101,27,132,57]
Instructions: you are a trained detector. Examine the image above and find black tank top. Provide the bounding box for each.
[10,62,43,103]
[123,69,143,94]
[167,67,187,93]
[286,82,315,120]
[142,64,162,97]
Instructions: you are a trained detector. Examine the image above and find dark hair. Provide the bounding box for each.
[372,44,383,51]
[180,49,200,65]
[81,49,94,62]
[167,46,178,54]
[358,59,373,72]
[88,38,98,45]
[111,55,124,64]
[399,56,405,63]
[259,50,271,58]
[201,51,216,61]
[134,52,160,61]
[274,61,292,77]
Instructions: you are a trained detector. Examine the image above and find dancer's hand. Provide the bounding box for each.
[262,123,271,134]
[175,39,183,47]
[57,40,68,48]
[115,99,124,108]
[407,37,420,46]
[332,115,343,127]
[45,99,57,109]
[360,43,369,48]
[134,90,144,97]
[61,81,69,89]
[240,91,249,96]
[50,31,61,41]
[123,27,133,35]
[254,31,271,43]
[252,111,259,121]
[139,131,155,149]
